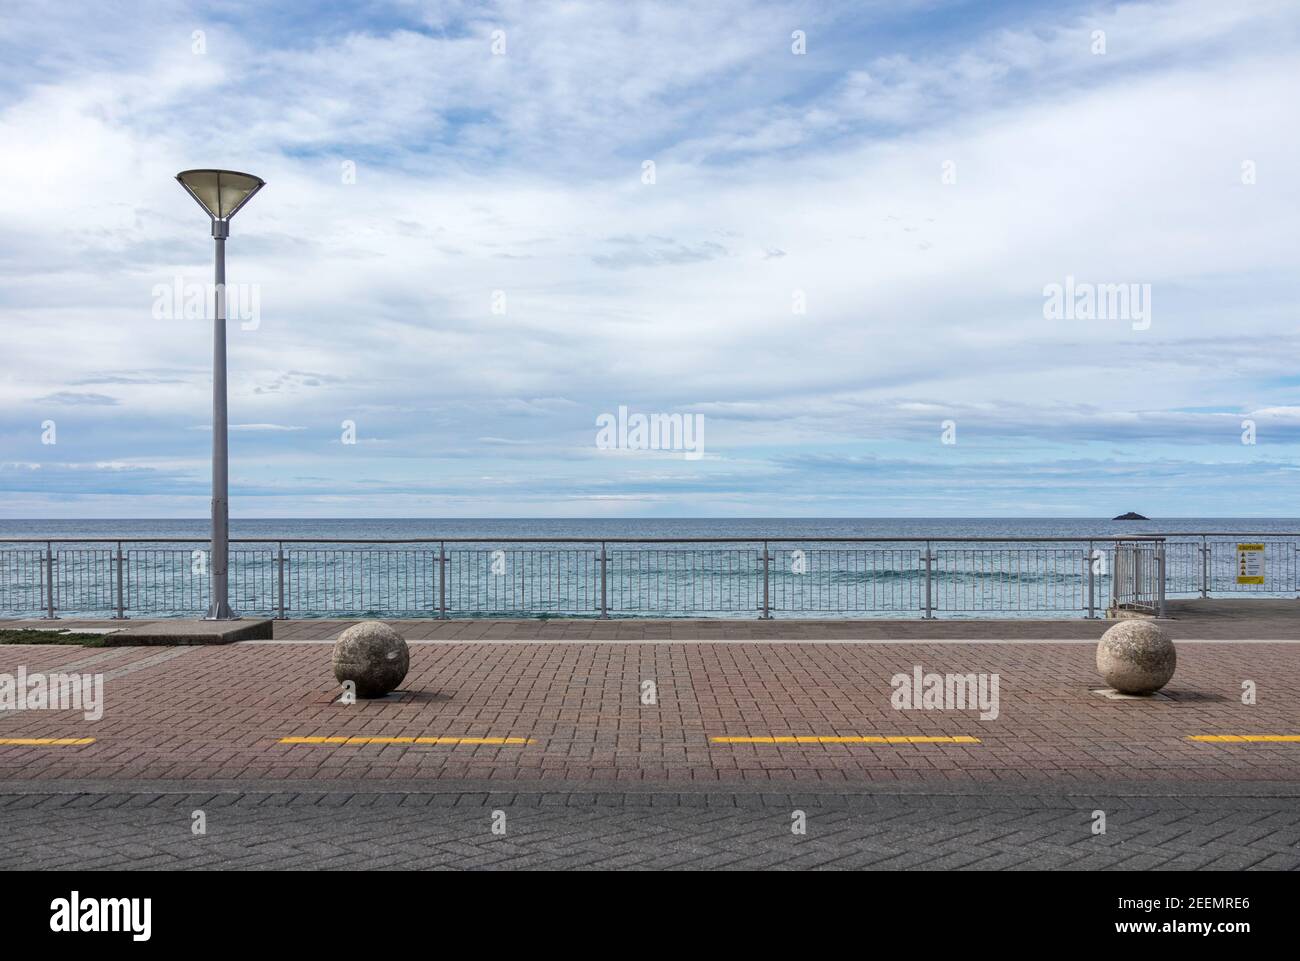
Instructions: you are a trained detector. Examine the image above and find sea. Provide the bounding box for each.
[1,517,1296,542]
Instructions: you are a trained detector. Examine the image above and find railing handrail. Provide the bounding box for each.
[0,535,1168,545]
[1130,532,1300,537]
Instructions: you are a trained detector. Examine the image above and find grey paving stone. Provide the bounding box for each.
[1,787,1297,870]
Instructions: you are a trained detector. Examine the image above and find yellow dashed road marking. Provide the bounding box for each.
[710,735,981,745]
[1187,735,1300,743]
[279,736,534,746]
[0,737,95,746]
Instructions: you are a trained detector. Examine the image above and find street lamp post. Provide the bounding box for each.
[175,169,265,620]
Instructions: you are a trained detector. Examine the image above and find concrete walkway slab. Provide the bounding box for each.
[108,619,273,645]
[8,598,1297,641]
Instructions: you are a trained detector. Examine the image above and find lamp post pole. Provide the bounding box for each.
[209,219,233,619]
[176,168,264,621]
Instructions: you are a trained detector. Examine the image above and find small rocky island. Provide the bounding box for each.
[1112,511,1149,520]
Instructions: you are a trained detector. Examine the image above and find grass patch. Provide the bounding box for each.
[0,629,114,647]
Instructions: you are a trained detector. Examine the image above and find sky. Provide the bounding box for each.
[1,0,1298,519]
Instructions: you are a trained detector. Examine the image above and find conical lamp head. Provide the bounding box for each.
[176,169,265,221]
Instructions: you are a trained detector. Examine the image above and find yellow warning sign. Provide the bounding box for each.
[1236,543,1264,585]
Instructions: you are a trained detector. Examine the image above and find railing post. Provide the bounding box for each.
[439,541,447,620]
[42,541,58,620]
[599,542,608,619]
[113,541,127,619]
[1200,534,1208,598]
[276,543,286,620]
[1110,543,1119,611]
[1157,542,1167,617]
[923,541,933,619]
[760,541,771,619]
[1086,541,1095,619]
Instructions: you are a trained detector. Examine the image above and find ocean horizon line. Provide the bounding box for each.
[4,515,1299,522]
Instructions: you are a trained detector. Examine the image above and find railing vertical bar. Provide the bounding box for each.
[276,542,286,619]
[439,541,447,619]
[114,541,126,619]
[1086,542,1095,619]
[923,542,933,619]
[599,542,608,619]
[43,541,57,620]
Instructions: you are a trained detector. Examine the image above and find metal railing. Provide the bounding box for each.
[0,534,1224,620]
[1154,534,1300,598]
[1110,541,1166,616]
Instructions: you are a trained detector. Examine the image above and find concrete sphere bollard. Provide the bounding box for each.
[332,621,409,698]
[1096,620,1175,695]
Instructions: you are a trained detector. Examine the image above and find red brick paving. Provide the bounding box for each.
[1,639,1297,785]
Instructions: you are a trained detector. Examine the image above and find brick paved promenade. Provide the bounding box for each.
[3,601,1297,868]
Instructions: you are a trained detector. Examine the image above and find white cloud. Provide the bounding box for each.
[1,0,1298,516]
